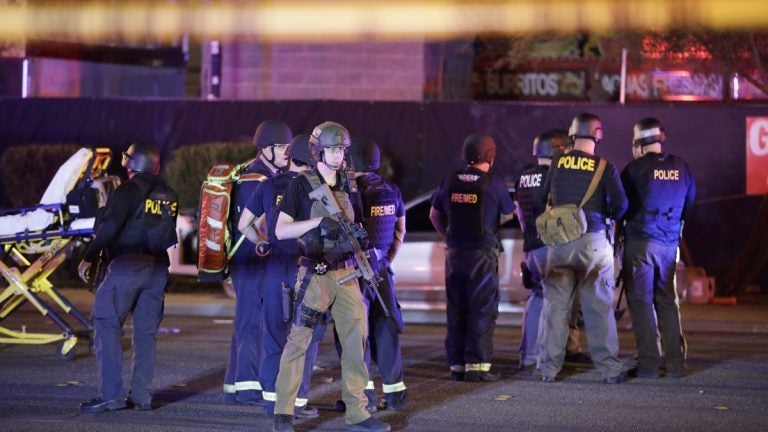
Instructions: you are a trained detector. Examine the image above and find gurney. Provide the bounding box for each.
[0,147,119,360]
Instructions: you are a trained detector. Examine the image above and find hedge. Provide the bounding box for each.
[162,142,254,211]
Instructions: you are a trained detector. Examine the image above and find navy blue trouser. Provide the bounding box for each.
[260,254,326,414]
[92,254,167,404]
[445,247,500,370]
[363,262,406,404]
[624,240,685,374]
[223,256,265,402]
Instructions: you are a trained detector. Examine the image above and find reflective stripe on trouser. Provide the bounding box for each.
[465,363,492,372]
[444,248,500,367]
[259,257,327,414]
[275,265,371,425]
[263,391,307,408]
[362,262,407,399]
[223,258,264,400]
[519,246,547,367]
[624,240,685,373]
[92,254,167,404]
[540,233,622,379]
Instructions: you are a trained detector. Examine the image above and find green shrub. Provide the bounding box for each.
[0,144,81,207]
[162,142,254,211]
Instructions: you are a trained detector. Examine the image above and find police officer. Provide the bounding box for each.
[352,139,407,411]
[77,142,178,412]
[238,134,325,418]
[539,113,628,384]
[516,130,591,369]
[620,117,696,379]
[272,122,390,432]
[429,133,516,382]
[515,130,566,369]
[224,119,292,405]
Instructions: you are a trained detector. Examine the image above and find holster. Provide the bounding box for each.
[281,282,294,322]
[291,267,315,326]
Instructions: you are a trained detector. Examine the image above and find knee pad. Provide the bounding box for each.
[297,304,324,329]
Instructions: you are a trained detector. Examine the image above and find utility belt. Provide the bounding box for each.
[110,246,155,257]
[299,256,355,276]
[269,247,301,260]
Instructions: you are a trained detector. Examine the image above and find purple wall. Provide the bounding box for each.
[0,98,765,291]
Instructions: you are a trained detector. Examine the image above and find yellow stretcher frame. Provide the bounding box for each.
[0,148,114,360]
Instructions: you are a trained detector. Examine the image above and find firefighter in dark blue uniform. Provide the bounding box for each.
[352,139,407,410]
[620,117,696,379]
[539,113,628,384]
[429,133,516,382]
[239,134,325,418]
[224,119,292,404]
[78,142,178,412]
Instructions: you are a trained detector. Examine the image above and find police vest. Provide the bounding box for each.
[624,153,690,243]
[447,171,489,245]
[550,151,610,231]
[114,176,179,255]
[266,172,301,254]
[358,174,399,250]
[298,170,355,259]
[516,164,549,252]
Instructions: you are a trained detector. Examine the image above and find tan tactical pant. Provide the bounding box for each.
[275,264,371,424]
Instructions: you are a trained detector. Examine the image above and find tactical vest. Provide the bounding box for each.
[266,172,300,253]
[516,164,549,252]
[624,153,689,242]
[551,151,608,232]
[358,174,399,249]
[447,171,488,245]
[114,176,179,255]
[298,170,354,259]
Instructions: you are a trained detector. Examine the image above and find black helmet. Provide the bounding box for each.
[462,133,496,164]
[633,117,667,147]
[252,119,292,149]
[287,133,313,167]
[350,137,381,172]
[122,142,160,175]
[534,129,571,158]
[568,113,603,144]
[309,121,351,162]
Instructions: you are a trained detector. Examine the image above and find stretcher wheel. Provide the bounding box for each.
[57,337,78,361]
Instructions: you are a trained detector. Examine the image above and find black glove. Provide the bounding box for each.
[319,217,341,240]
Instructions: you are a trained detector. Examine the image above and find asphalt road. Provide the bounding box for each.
[1,311,767,432]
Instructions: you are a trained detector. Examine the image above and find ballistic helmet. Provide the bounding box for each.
[633,117,666,147]
[534,129,571,158]
[350,137,381,172]
[287,133,313,167]
[462,133,496,164]
[309,121,351,162]
[122,142,161,175]
[252,119,292,149]
[568,113,603,144]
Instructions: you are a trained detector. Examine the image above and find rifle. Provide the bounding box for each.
[308,184,390,318]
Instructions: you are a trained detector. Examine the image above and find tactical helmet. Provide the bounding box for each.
[462,133,496,164]
[309,121,351,162]
[633,117,667,147]
[122,142,161,175]
[568,113,603,144]
[287,133,312,167]
[252,119,292,149]
[350,137,381,172]
[533,130,563,158]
